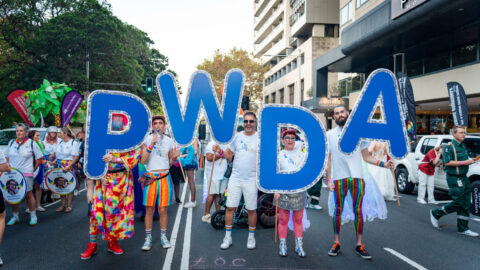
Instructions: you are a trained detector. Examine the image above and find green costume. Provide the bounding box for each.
[432,140,471,232]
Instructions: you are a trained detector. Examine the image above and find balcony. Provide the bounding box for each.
[254,0,270,17]
[254,23,283,57]
[254,6,284,42]
[254,0,283,29]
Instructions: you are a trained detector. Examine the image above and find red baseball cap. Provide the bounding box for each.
[281,128,296,138]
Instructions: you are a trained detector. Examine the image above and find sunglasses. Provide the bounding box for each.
[283,136,296,140]
[243,120,256,124]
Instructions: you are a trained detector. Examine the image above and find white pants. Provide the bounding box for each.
[226,179,257,210]
[418,171,435,202]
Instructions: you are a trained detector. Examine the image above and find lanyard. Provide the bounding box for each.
[15,138,28,152]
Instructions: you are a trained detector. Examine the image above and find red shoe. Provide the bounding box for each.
[107,239,123,255]
[81,243,97,260]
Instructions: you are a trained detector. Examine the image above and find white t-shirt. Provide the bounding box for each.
[327,126,369,180]
[229,131,258,181]
[143,134,174,171]
[6,138,43,174]
[0,151,6,164]
[205,141,228,181]
[278,148,306,173]
[55,139,80,161]
[43,139,62,156]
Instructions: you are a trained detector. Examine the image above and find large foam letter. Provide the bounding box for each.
[156,69,244,146]
[339,69,409,159]
[258,105,328,193]
[85,90,151,178]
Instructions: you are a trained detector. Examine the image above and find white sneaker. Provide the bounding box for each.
[201,214,211,223]
[458,230,479,237]
[417,199,427,204]
[141,236,152,251]
[0,255,3,266]
[430,210,439,229]
[160,234,172,248]
[247,237,256,250]
[184,201,197,208]
[220,236,232,249]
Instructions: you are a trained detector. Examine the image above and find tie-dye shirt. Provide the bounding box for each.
[278,148,306,173]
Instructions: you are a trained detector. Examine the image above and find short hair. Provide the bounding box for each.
[452,125,466,134]
[243,111,257,120]
[16,123,28,132]
[60,127,75,139]
[152,115,165,124]
[27,130,38,140]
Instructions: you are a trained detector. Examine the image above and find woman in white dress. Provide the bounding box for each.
[366,142,395,201]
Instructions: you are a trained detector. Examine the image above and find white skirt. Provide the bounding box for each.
[328,161,388,224]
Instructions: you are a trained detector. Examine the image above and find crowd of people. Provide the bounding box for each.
[0,104,478,266]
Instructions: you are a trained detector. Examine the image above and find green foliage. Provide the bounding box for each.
[0,0,173,128]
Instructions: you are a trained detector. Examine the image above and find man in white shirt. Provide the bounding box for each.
[213,112,259,250]
[202,140,228,223]
[326,105,393,260]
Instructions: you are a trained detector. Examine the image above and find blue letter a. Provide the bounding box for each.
[339,69,408,159]
[156,69,244,146]
[85,91,151,178]
[258,105,327,193]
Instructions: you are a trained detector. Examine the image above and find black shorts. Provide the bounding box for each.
[0,191,5,213]
[169,166,183,185]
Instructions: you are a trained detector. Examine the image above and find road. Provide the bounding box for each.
[2,171,480,270]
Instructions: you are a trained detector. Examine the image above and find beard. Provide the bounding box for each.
[335,118,347,127]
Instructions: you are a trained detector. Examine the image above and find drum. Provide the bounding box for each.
[44,168,77,195]
[0,168,27,204]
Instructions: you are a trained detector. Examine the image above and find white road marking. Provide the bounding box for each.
[384,248,428,270]
[43,188,86,208]
[163,183,188,270]
[180,206,193,270]
[471,217,480,223]
[434,200,453,204]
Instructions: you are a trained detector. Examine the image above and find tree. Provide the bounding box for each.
[197,48,269,112]
[0,0,174,127]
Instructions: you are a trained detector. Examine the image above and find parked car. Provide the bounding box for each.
[0,127,48,154]
[394,134,480,215]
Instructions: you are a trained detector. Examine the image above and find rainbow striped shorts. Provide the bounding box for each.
[142,171,174,207]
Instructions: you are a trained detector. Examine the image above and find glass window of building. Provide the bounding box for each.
[356,0,368,8]
[271,92,276,104]
[406,60,423,77]
[424,50,450,73]
[340,1,353,26]
[289,84,294,104]
[279,89,284,103]
[452,43,477,67]
[265,95,269,104]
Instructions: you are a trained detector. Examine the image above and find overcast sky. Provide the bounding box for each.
[108,0,254,99]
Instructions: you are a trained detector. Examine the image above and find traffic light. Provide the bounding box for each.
[146,77,154,93]
[241,96,250,110]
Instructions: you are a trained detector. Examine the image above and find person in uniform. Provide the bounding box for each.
[430,125,479,236]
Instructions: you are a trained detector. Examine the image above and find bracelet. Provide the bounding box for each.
[327,178,332,183]
[376,160,384,167]
[462,161,465,166]
[146,145,153,153]
[217,149,224,158]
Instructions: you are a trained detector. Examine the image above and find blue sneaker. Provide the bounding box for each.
[29,215,38,226]
[7,216,19,226]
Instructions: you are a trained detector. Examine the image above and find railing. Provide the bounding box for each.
[255,6,283,40]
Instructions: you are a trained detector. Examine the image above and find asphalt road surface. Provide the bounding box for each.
[2,172,480,270]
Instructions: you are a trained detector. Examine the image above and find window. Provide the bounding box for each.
[265,95,269,104]
[464,138,480,158]
[325,24,336,38]
[452,43,477,67]
[279,89,284,103]
[356,0,368,8]
[424,51,450,73]
[420,138,438,155]
[406,60,423,77]
[340,2,353,26]
[289,84,295,104]
[271,93,276,104]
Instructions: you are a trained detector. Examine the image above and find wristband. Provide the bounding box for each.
[376,160,384,167]
[146,145,153,153]
[327,178,332,183]
[462,161,465,166]
[217,149,224,158]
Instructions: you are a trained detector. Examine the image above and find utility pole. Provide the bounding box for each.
[86,51,90,92]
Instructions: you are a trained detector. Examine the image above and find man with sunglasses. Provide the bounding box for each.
[213,112,259,250]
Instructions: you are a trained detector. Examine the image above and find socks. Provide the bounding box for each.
[30,210,37,218]
[146,229,152,238]
[90,234,97,243]
[248,227,256,238]
[225,225,232,238]
[161,228,167,236]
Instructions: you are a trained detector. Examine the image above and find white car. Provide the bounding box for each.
[394,135,480,214]
[0,127,48,154]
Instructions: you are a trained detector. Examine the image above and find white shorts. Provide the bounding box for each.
[208,178,228,195]
[25,177,34,192]
[226,179,257,210]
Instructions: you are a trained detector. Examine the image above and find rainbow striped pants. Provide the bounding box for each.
[333,177,365,235]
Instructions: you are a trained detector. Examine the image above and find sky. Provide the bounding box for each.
[108,0,254,99]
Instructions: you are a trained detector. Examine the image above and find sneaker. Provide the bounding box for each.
[279,239,287,257]
[74,190,79,196]
[175,198,182,204]
[25,208,30,214]
[220,236,232,249]
[160,235,172,248]
[36,206,46,212]
[0,255,3,266]
[247,237,256,250]
[81,242,97,260]
[184,201,197,208]
[328,242,340,256]
[7,216,19,226]
[417,199,427,204]
[142,236,153,251]
[309,204,323,210]
[29,215,38,226]
[458,230,479,237]
[355,245,372,260]
[107,239,123,255]
[295,237,306,257]
[201,214,211,223]
[430,210,439,229]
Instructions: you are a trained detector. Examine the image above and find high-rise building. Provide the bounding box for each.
[254,0,342,125]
